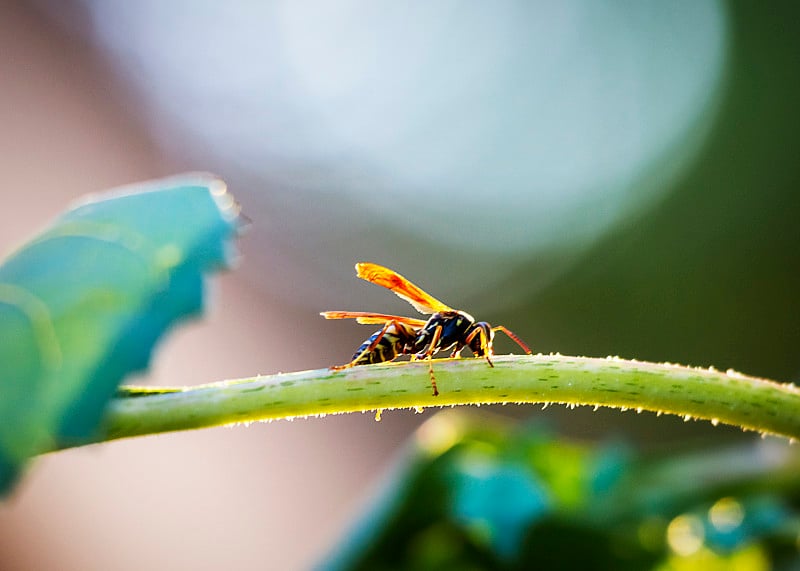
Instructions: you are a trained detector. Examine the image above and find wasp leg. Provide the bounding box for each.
[464,327,494,367]
[492,325,533,355]
[331,320,396,371]
[416,324,443,397]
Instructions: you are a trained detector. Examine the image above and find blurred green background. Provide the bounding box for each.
[0,1,797,569]
[514,0,800,380]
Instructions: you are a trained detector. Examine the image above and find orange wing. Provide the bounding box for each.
[320,311,428,327]
[355,262,453,314]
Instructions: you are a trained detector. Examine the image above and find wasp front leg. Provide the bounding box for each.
[448,339,469,359]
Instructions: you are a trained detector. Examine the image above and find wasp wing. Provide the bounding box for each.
[320,311,428,327]
[355,262,453,314]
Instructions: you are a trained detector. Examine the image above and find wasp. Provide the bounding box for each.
[321,262,532,396]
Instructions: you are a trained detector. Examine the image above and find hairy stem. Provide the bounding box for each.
[58,355,800,450]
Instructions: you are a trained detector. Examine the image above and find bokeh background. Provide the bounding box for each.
[0,1,798,569]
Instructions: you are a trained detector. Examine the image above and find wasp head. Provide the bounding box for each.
[467,321,494,357]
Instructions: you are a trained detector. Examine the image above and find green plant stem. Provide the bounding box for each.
[57,355,800,450]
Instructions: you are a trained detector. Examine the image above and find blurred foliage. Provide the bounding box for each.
[496,1,800,389]
[0,174,240,494]
[324,411,800,570]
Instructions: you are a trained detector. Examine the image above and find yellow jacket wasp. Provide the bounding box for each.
[321,262,532,396]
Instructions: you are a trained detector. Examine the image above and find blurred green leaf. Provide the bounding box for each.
[0,174,240,493]
[322,412,800,570]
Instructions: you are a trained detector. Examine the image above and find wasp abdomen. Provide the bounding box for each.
[351,322,416,365]
[352,333,394,364]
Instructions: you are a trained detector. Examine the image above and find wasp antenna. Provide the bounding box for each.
[492,325,533,355]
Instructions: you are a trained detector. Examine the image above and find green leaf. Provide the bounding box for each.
[322,412,800,570]
[0,174,241,493]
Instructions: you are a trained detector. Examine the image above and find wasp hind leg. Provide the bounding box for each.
[413,324,443,397]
